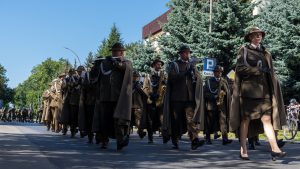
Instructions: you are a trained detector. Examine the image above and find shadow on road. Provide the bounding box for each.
[0,123,299,168]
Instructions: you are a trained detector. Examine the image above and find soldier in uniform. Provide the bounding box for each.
[61,67,82,137]
[42,84,52,130]
[78,66,97,143]
[93,42,133,150]
[49,78,62,132]
[141,57,166,143]
[230,27,286,160]
[203,65,232,145]
[131,71,147,141]
[162,45,205,150]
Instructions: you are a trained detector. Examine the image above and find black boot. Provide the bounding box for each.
[117,135,129,150]
[137,129,146,139]
[254,135,261,146]
[87,134,93,144]
[222,134,232,145]
[148,134,154,144]
[191,138,205,150]
[205,133,212,145]
[248,137,255,150]
[147,128,154,144]
[171,137,179,149]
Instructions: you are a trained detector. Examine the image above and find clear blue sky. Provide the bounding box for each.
[0,0,169,88]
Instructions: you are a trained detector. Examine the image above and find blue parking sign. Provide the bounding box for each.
[204,58,216,71]
[203,58,216,76]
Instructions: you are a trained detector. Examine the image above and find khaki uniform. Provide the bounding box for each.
[203,76,231,142]
[230,45,286,137]
[166,59,199,144]
[78,71,97,141]
[93,57,133,149]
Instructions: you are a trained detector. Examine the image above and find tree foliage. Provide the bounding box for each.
[84,52,96,70]
[252,0,300,101]
[126,40,162,74]
[159,0,255,73]
[96,23,123,57]
[13,58,71,109]
[0,64,13,106]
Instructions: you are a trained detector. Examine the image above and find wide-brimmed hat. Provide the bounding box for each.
[58,73,66,78]
[133,70,141,77]
[244,27,265,42]
[177,45,193,54]
[76,65,85,72]
[151,57,164,67]
[110,42,126,51]
[214,65,224,72]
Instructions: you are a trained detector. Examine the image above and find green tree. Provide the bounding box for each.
[252,0,300,101]
[84,52,95,70]
[96,23,123,57]
[126,41,161,73]
[0,64,13,106]
[159,0,255,73]
[13,58,70,109]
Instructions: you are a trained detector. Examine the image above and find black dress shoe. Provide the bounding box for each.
[248,143,255,150]
[222,139,232,145]
[191,139,205,150]
[255,141,261,146]
[206,139,212,145]
[172,143,179,149]
[239,154,250,160]
[163,136,170,144]
[214,134,221,139]
[101,142,108,149]
[271,151,286,158]
[138,131,146,139]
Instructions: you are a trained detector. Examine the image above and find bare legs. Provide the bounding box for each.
[240,118,250,157]
[240,115,282,157]
[261,115,282,153]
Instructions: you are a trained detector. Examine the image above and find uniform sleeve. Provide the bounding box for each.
[168,62,186,82]
[236,47,262,76]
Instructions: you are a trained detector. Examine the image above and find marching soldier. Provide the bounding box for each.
[61,67,82,137]
[49,78,62,132]
[92,42,133,150]
[42,83,52,130]
[78,66,97,143]
[131,71,147,141]
[162,45,205,150]
[141,57,166,143]
[203,65,232,145]
[230,27,286,160]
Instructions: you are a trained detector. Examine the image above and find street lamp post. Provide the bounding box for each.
[64,47,82,65]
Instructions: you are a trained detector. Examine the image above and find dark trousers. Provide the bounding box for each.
[170,101,199,143]
[99,102,130,145]
[85,105,95,138]
[69,105,79,133]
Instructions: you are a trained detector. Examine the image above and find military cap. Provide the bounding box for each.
[177,45,193,54]
[133,70,141,77]
[76,65,85,72]
[151,57,164,67]
[110,42,126,51]
[244,27,265,42]
[58,73,66,78]
[214,65,224,72]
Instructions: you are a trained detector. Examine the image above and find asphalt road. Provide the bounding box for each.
[0,122,299,169]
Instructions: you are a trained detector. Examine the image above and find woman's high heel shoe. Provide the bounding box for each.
[239,154,250,160]
[271,151,286,158]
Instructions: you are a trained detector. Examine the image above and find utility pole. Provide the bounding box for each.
[209,0,213,33]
